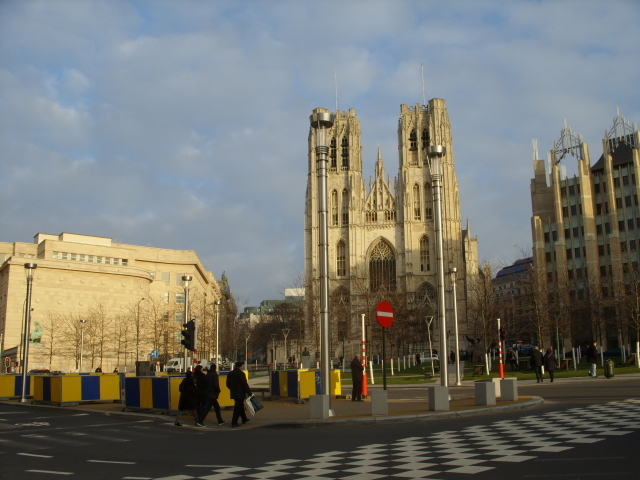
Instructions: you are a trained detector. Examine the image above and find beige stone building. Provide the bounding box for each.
[0,232,233,372]
[530,109,640,349]
[304,98,479,356]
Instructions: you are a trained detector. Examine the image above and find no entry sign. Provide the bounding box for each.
[376,301,395,328]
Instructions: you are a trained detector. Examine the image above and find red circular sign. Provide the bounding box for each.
[376,301,395,328]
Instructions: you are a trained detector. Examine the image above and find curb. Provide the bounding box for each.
[261,396,544,429]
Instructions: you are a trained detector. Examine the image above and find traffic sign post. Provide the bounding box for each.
[376,301,395,390]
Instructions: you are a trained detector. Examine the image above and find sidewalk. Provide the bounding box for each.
[1,377,542,430]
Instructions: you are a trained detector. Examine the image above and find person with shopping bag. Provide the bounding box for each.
[225,361,252,428]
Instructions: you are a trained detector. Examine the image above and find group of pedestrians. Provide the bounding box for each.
[175,361,252,427]
[530,346,558,383]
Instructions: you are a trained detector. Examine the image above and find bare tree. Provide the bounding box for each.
[41,311,64,368]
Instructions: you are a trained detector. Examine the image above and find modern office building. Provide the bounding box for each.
[304,98,479,353]
[530,109,640,348]
[0,232,232,372]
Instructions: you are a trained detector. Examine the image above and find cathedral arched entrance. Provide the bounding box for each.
[369,239,396,292]
[417,281,437,315]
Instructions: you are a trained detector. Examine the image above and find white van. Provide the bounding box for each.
[165,357,211,372]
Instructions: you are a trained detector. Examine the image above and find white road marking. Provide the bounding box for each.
[25,470,73,475]
[88,459,136,464]
[17,453,53,458]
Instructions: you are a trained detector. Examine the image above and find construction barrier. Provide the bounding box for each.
[270,369,341,399]
[125,371,247,413]
[33,374,121,404]
[0,374,33,398]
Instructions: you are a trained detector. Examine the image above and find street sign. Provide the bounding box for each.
[376,301,395,328]
[150,349,159,358]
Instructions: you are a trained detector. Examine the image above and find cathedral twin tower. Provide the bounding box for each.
[304,98,478,347]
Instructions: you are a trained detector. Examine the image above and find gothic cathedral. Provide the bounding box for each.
[304,98,478,355]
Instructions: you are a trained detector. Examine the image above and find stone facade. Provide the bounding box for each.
[0,232,229,372]
[304,99,479,354]
[530,110,640,348]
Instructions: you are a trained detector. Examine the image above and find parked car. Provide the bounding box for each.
[422,354,439,361]
[603,348,621,356]
[27,369,50,374]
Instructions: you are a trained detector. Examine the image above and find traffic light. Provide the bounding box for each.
[181,320,196,350]
[499,328,506,341]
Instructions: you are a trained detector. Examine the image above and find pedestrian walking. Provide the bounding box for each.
[226,361,252,427]
[586,341,598,377]
[531,346,544,383]
[416,353,421,365]
[543,347,558,382]
[95,366,102,373]
[192,365,207,426]
[350,355,364,401]
[175,371,197,427]
[199,364,225,425]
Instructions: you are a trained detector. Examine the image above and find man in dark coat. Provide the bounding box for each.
[175,371,197,427]
[586,341,598,377]
[543,347,558,382]
[350,356,364,401]
[226,361,252,427]
[531,346,544,383]
[199,364,225,425]
[192,365,207,426]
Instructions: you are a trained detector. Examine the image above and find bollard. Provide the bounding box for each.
[500,378,518,401]
[427,385,449,411]
[475,381,496,406]
[371,390,388,415]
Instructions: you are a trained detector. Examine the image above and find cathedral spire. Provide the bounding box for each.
[375,146,385,179]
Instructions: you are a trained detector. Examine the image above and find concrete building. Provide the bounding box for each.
[0,232,231,372]
[304,98,479,355]
[530,109,640,349]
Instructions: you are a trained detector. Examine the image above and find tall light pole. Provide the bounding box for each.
[450,267,462,386]
[214,300,221,365]
[244,332,250,370]
[182,275,192,372]
[20,263,37,402]
[79,319,87,373]
[135,297,146,364]
[310,108,334,402]
[427,144,449,387]
[270,333,277,370]
[282,328,291,367]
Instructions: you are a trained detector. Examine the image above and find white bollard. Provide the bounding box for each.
[391,358,394,376]
[572,347,577,371]
[397,357,401,372]
[369,360,375,384]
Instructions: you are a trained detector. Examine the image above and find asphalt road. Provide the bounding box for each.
[1,375,639,480]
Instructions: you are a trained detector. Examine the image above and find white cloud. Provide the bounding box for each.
[1,0,639,304]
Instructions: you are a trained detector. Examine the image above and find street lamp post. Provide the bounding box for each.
[136,297,146,364]
[79,319,87,373]
[450,267,462,386]
[20,263,37,402]
[214,300,221,366]
[182,275,192,372]
[310,108,334,412]
[427,144,449,387]
[270,333,277,370]
[244,333,250,370]
[282,328,291,367]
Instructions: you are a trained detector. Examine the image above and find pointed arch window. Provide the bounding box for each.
[424,182,433,219]
[341,189,349,225]
[413,184,421,220]
[330,137,337,169]
[336,240,346,277]
[369,240,396,291]
[420,235,430,272]
[341,136,349,169]
[409,129,418,151]
[417,282,437,310]
[331,190,338,226]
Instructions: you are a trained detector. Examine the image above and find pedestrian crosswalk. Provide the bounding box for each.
[164,398,640,480]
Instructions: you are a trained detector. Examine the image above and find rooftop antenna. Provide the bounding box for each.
[334,71,338,113]
[421,63,426,106]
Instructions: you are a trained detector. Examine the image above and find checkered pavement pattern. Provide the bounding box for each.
[160,399,640,480]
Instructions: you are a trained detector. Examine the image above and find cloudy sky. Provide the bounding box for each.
[1,0,639,307]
